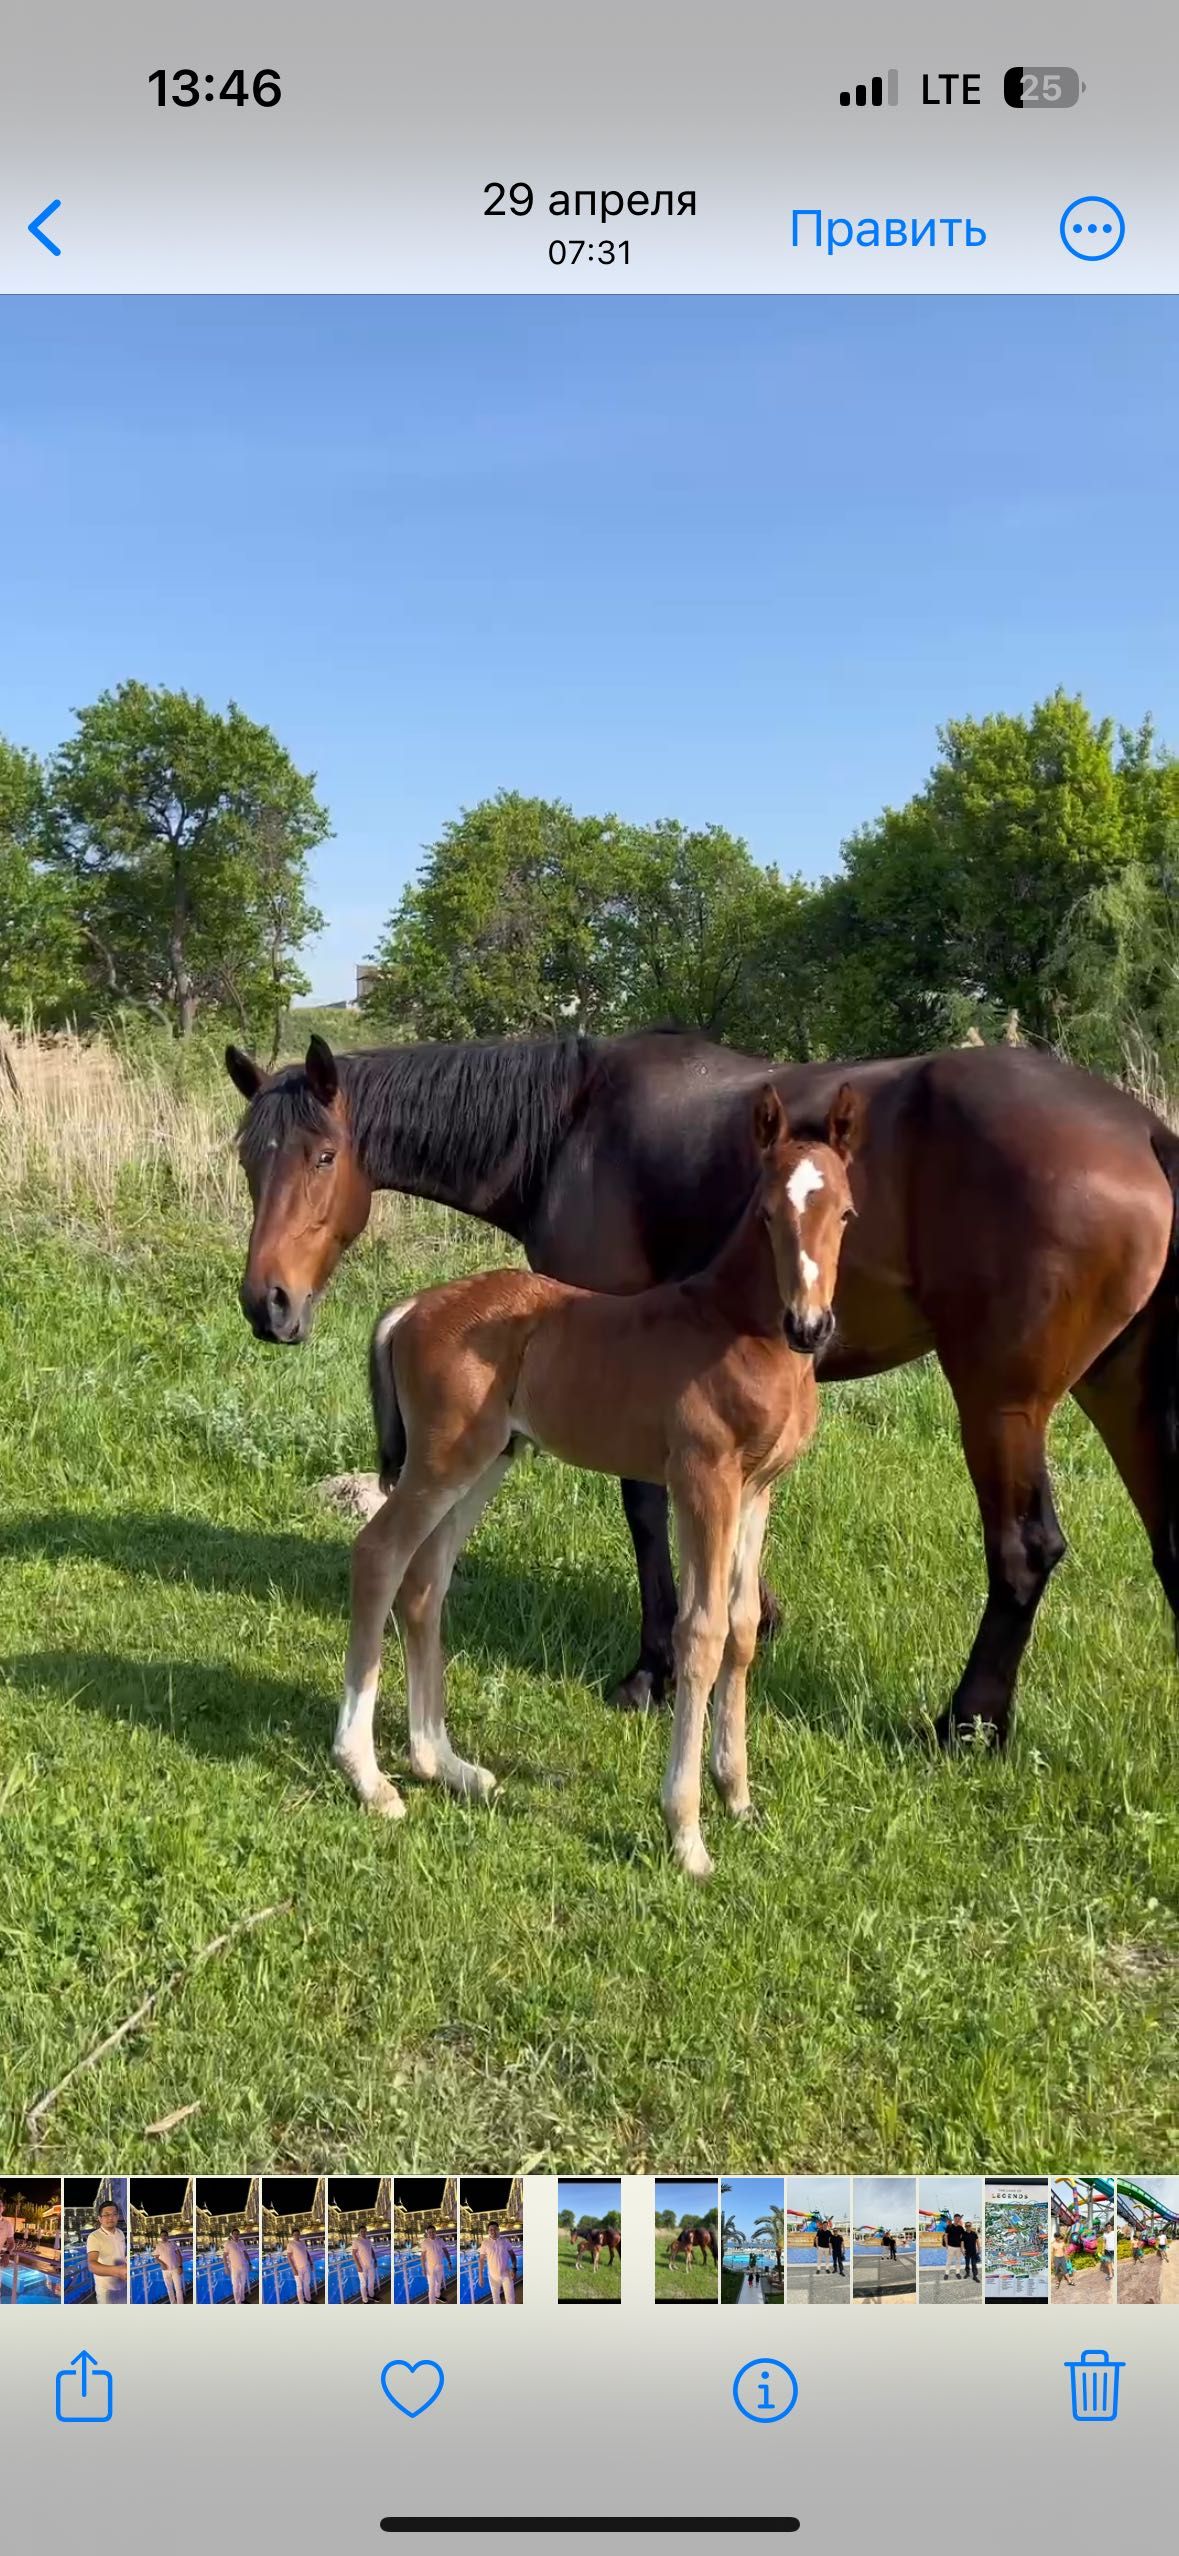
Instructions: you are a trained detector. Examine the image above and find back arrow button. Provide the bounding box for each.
[29,200,62,256]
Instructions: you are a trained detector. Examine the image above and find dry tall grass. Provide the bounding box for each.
[0,1022,242,1222]
[1,1018,1174,1244]
[0,1023,473,1262]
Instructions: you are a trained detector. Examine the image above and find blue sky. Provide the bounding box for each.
[721,2177,782,2233]
[920,2177,983,2220]
[655,2180,717,2219]
[559,2180,619,2219]
[787,2176,849,2220]
[854,2177,916,2224]
[2,297,1176,1000]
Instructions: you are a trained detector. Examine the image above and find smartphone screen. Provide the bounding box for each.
[0,6,1175,2549]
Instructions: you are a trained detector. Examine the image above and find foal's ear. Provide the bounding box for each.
[753,1082,787,1153]
[305,1034,339,1106]
[826,1080,865,1164]
[225,1044,264,1101]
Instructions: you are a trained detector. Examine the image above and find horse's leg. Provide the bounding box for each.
[394,1451,515,1804]
[662,1470,740,1877]
[710,1488,772,1820]
[335,1471,476,1814]
[613,1479,678,1710]
[1073,1312,1179,1636]
[934,1385,1065,1749]
[613,1478,780,1711]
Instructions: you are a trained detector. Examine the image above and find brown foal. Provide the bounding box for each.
[336,1082,863,1878]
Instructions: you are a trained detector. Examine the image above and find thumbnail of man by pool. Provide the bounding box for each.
[130,2177,195,2305]
[0,2177,62,2303]
[194,2178,260,2305]
[63,2178,128,2305]
[460,2179,524,2305]
[260,2177,327,2305]
[393,2178,459,2305]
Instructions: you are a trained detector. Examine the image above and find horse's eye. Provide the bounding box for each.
[841,1205,856,1225]
[316,1150,336,1172]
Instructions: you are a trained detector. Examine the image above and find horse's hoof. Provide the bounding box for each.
[609,1664,669,1713]
[937,1706,1003,1753]
[369,1780,408,1820]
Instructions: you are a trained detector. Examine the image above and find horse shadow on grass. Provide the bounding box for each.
[0,1504,912,1758]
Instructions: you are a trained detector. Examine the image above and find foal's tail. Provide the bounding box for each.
[1149,1126,1179,1615]
[369,1304,410,1491]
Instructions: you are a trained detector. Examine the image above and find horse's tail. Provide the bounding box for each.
[1149,1126,1179,1620]
[369,1304,412,1491]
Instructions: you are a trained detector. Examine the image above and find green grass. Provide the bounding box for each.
[654,2244,718,2302]
[556,2233,622,2302]
[1,1196,1177,2170]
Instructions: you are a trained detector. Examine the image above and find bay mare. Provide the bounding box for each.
[342,1087,859,1878]
[227,1028,1179,1747]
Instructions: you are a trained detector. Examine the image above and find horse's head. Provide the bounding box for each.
[226,1037,373,1343]
[752,1079,864,1356]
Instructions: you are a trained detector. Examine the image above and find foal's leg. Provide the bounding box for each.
[614,1477,780,1711]
[663,1472,740,1878]
[395,1453,514,1802]
[335,1472,476,1815]
[710,1488,772,1820]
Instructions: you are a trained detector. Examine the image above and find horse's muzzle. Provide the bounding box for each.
[240,1277,313,1344]
[784,1306,835,1356]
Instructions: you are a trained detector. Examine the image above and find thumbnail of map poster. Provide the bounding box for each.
[983,2180,1050,2302]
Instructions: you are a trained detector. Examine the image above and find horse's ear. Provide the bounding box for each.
[225,1044,264,1101]
[753,1082,787,1154]
[826,1080,864,1164]
[305,1034,339,1107]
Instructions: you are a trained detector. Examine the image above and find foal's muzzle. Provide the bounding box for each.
[240,1276,313,1345]
[784,1305,835,1356]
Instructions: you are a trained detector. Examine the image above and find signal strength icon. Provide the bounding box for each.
[839,72,899,107]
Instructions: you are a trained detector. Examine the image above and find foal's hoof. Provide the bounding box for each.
[670,1830,715,1883]
[609,1662,670,1713]
[369,1778,408,1820]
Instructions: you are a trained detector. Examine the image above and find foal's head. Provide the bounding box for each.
[226,1037,373,1343]
[752,1080,864,1355]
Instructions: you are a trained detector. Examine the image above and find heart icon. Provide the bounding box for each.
[379,2359,445,2418]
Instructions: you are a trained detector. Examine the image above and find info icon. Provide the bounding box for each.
[733,2359,799,2425]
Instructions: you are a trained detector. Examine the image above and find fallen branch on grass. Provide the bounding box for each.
[26,1900,293,2152]
[145,2100,203,2138]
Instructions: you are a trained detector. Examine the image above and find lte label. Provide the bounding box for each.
[921,72,981,105]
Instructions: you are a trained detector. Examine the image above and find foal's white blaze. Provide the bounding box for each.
[800,1251,820,1290]
[785,1156,824,1212]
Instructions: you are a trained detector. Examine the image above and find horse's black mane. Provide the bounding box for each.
[240,1035,593,1204]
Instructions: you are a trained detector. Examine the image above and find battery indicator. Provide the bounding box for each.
[1004,65,1085,108]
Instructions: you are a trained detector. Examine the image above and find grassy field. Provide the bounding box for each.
[654,2244,718,2303]
[557,2232,622,2302]
[1,1031,1178,2170]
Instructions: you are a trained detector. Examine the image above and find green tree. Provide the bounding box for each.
[365,791,802,1045]
[0,738,83,1023]
[46,682,327,1039]
[365,791,617,1039]
[814,694,1137,1053]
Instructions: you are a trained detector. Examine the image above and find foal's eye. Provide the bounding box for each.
[315,1149,336,1171]
[841,1206,856,1225]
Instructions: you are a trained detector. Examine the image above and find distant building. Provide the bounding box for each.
[354,964,381,1008]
